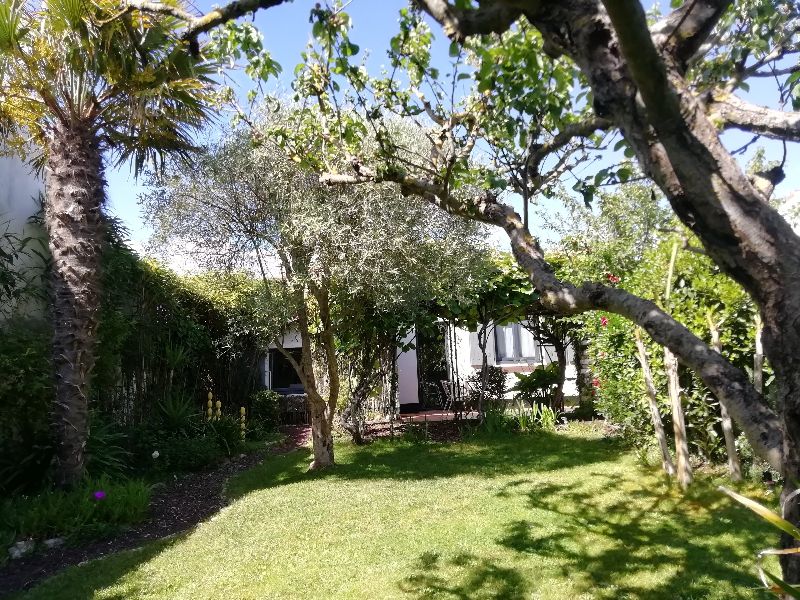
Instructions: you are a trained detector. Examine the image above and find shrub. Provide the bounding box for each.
[158,394,201,436]
[145,435,224,473]
[1,477,150,548]
[467,366,507,411]
[0,321,54,496]
[249,389,282,434]
[205,415,245,456]
[85,412,132,480]
[510,364,560,408]
[401,423,429,444]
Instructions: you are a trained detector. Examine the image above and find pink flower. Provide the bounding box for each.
[606,273,620,284]
[93,490,106,501]
[592,378,601,388]
[600,316,608,327]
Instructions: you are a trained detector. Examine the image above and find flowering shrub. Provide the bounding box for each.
[1,477,150,548]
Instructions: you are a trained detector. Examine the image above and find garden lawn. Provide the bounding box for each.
[16,426,775,599]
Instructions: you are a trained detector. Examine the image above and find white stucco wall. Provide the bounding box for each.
[455,323,579,398]
[0,157,42,230]
[268,331,303,349]
[396,330,419,407]
[0,157,46,319]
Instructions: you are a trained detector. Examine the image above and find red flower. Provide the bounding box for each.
[600,316,608,327]
[592,378,601,388]
[606,273,621,284]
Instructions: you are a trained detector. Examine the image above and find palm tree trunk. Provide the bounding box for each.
[45,120,105,488]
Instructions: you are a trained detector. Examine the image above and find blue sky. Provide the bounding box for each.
[106,0,800,255]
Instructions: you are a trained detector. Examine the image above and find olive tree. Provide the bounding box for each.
[142,126,487,467]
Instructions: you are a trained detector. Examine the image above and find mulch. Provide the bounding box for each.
[366,418,466,443]
[0,425,310,598]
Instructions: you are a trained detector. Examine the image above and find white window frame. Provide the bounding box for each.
[494,322,539,363]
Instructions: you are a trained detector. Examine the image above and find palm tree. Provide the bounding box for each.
[0,0,216,487]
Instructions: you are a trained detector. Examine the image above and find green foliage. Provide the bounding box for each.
[2,220,267,495]
[0,321,54,496]
[720,486,800,597]
[85,413,132,480]
[157,394,200,436]
[401,423,430,444]
[466,365,507,410]
[1,477,150,548]
[150,436,225,473]
[441,253,536,330]
[510,364,560,408]
[204,415,245,456]
[249,389,282,435]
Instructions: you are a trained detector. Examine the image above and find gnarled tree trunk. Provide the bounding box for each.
[45,120,105,488]
[309,398,335,468]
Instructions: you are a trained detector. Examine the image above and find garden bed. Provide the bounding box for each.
[0,426,309,597]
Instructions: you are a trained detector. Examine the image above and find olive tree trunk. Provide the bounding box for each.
[44,120,105,488]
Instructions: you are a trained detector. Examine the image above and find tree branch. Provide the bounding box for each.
[411,0,522,42]
[708,93,800,142]
[125,0,290,50]
[321,164,785,469]
[526,116,611,176]
[653,0,732,71]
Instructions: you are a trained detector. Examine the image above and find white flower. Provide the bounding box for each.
[152,450,160,459]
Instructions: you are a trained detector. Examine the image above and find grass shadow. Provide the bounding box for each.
[9,536,184,600]
[494,473,772,599]
[228,430,625,499]
[398,551,527,600]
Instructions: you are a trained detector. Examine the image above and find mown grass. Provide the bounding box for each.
[16,426,776,599]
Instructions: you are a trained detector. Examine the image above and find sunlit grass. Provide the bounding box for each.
[17,426,774,599]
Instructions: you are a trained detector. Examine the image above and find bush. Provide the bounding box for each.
[86,412,132,480]
[158,394,201,436]
[1,476,150,549]
[510,364,560,408]
[467,366,507,411]
[204,415,245,455]
[156,436,225,472]
[0,322,54,496]
[249,389,281,435]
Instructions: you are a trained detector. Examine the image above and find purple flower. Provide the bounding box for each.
[93,490,107,501]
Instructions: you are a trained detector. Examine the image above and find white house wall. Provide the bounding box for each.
[268,331,303,350]
[396,330,419,408]
[0,157,46,320]
[455,324,578,398]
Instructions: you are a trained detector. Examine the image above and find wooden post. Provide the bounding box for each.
[707,312,742,482]
[634,329,675,477]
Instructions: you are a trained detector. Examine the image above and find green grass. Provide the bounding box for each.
[16,426,776,599]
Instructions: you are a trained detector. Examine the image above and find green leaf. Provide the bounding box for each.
[719,486,800,540]
[761,570,800,598]
[449,41,460,57]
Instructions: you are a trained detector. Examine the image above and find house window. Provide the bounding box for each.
[267,349,304,393]
[495,323,538,362]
